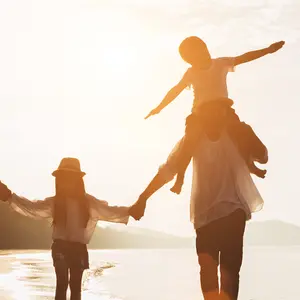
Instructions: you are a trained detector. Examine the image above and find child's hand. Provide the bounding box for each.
[0,181,12,202]
[145,107,161,120]
[268,41,285,53]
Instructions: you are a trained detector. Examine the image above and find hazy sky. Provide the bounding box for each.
[0,0,299,236]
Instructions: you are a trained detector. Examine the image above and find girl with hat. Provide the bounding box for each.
[144,36,285,194]
[0,157,133,300]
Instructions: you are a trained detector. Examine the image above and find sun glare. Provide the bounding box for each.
[100,39,140,78]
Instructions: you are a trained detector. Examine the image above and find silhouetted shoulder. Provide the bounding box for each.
[181,67,193,86]
[215,57,235,72]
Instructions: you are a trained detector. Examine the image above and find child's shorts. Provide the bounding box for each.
[51,239,89,270]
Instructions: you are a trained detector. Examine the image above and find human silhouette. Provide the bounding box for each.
[145,36,284,194]
[0,157,135,300]
[131,102,268,300]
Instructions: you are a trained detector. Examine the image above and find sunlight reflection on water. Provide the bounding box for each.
[0,251,121,300]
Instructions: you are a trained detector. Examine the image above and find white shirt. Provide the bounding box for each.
[181,57,235,112]
[8,193,129,244]
[159,132,265,230]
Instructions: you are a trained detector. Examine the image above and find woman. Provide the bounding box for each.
[0,157,133,300]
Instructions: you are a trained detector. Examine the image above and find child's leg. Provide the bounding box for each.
[54,265,69,300]
[247,160,267,178]
[70,268,84,300]
[171,100,236,194]
[227,114,267,178]
[170,113,202,194]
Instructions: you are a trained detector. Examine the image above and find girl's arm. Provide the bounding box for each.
[88,195,130,224]
[145,71,190,119]
[234,41,285,66]
[8,194,53,219]
[0,181,52,219]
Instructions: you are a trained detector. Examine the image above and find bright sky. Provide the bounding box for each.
[0,0,299,236]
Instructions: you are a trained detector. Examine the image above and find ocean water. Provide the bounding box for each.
[0,247,299,300]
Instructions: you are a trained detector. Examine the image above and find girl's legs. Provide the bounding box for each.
[70,268,84,300]
[54,265,69,300]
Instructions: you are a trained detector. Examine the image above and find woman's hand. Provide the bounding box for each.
[129,198,147,220]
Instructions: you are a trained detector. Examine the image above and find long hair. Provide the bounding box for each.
[52,174,90,228]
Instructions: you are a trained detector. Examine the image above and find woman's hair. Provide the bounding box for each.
[52,173,90,228]
[179,36,211,66]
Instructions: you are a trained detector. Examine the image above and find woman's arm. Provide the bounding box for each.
[129,138,183,220]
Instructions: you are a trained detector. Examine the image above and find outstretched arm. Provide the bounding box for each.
[129,146,181,221]
[145,73,190,119]
[129,173,170,220]
[8,194,53,219]
[130,137,187,220]
[88,195,130,224]
[0,181,52,219]
[139,173,169,201]
[234,41,285,66]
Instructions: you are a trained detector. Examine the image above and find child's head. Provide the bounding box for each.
[179,36,211,68]
[52,158,89,227]
[55,171,85,197]
[52,157,86,197]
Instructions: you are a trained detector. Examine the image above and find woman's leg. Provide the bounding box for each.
[69,268,84,300]
[54,265,69,300]
[219,210,246,300]
[196,222,221,300]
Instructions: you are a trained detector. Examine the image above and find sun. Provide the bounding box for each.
[100,39,139,78]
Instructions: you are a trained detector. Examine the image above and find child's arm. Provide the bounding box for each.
[145,72,190,119]
[234,41,285,66]
[88,195,130,224]
[0,181,52,219]
[8,195,52,219]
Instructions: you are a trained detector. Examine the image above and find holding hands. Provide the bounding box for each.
[129,197,147,221]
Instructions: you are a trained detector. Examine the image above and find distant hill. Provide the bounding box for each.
[1,202,300,249]
[245,220,300,246]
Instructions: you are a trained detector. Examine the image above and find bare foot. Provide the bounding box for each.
[249,163,267,178]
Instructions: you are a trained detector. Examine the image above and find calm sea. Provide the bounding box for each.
[0,247,299,300]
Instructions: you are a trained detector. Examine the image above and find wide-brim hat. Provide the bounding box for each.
[52,157,86,177]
